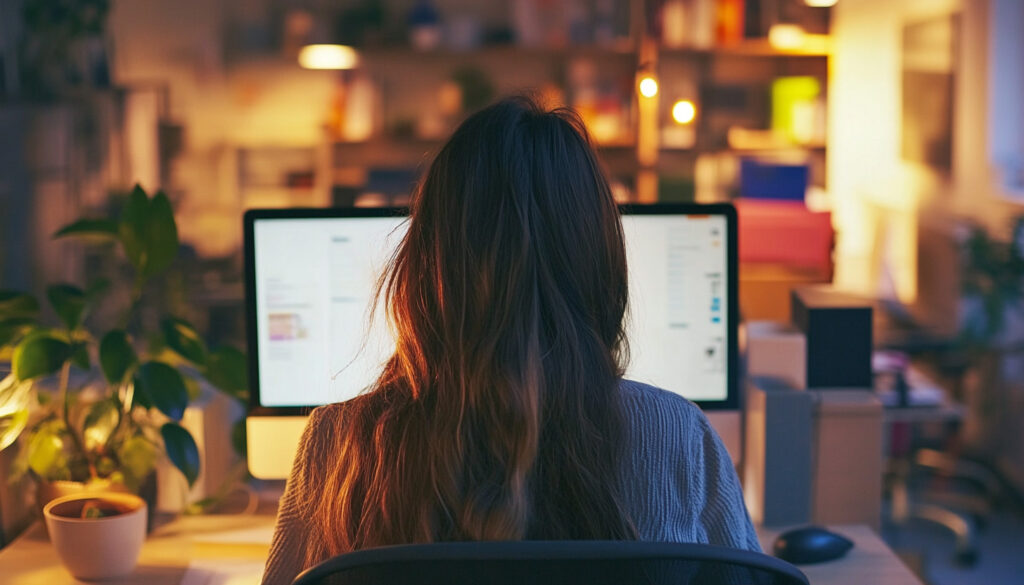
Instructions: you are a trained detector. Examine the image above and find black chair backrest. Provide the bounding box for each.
[292,540,809,585]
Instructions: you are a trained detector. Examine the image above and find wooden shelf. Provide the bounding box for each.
[231,36,829,72]
[360,43,637,63]
[660,36,831,58]
[332,137,638,167]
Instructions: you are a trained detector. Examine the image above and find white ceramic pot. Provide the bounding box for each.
[43,492,147,581]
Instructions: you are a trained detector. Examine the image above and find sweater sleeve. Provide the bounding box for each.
[261,407,328,585]
[688,413,762,552]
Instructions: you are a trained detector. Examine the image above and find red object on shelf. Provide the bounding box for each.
[716,0,745,45]
[735,199,833,274]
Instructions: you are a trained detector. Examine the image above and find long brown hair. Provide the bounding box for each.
[304,96,635,563]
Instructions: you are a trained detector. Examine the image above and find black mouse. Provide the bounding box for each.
[772,526,854,565]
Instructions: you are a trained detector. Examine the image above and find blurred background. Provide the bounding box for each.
[0,1,1023,583]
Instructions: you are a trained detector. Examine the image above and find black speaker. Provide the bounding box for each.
[791,287,873,388]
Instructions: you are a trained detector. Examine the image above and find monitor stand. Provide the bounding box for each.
[246,416,307,480]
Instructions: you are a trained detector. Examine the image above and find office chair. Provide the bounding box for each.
[292,540,809,585]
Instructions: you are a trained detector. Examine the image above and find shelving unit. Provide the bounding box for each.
[332,37,828,202]
[215,1,831,206]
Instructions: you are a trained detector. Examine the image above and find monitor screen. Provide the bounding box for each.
[245,205,736,411]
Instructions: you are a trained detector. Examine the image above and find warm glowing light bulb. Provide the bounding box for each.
[639,77,659,98]
[768,24,806,50]
[805,0,838,6]
[298,44,360,69]
[672,100,697,124]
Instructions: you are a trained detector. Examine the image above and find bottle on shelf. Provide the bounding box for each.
[716,0,745,45]
[408,0,442,51]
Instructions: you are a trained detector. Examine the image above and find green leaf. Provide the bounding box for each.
[85,278,112,303]
[70,343,90,371]
[53,218,119,240]
[100,330,137,384]
[161,317,207,366]
[115,435,157,491]
[132,382,151,410]
[47,284,87,330]
[0,318,36,348]
[0,374,33,451]
[0,291,39,319]
[0,409,28,453]
[119,185,179,278]
[133,361,188,421]
[13,333,71,380]
[183,376,201,402]
[82,399,120,451]
[118,185,150,273]
[204,346,249,402]
[144,191,179,277]
[26,422,69,481]
[161,423,200,487]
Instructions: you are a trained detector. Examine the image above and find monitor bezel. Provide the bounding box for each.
[243,203,738,415]
[618,203,739,411]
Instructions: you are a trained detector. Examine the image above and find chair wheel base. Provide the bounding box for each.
[955,549,979,567]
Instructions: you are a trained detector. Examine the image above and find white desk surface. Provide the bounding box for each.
[758,524,923,585]
[0,516,922,585]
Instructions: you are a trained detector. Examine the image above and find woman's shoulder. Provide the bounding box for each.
[616,378,716,450]
[307,393,375,424]
[618,379,707,423]
[298,397,370,453]
[308,400,351,425]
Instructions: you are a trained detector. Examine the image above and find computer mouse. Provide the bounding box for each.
[772,526,854,565]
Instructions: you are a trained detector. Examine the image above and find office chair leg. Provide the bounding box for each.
[913,504,978,567]
[915,449,1002,497]
[919,492,990,531]
[891,477,911,523]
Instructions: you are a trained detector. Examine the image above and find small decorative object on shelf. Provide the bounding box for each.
[0,185,249,515]
[408,0,442,51]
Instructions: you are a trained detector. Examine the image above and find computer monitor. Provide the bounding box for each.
[244,204,739,479]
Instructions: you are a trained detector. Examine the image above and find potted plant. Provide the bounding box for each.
[0,185,247,512]
[957,214,1024,455]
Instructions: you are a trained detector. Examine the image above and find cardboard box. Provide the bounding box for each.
[810,389,883,530]
[745,321,807,389]
[744,378,814,527]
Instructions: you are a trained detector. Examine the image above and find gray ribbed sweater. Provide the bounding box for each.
[261,379,760,585]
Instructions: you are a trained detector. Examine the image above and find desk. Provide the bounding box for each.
[0,517,922,585]
[0,514,275,585]
[757,525,923,585]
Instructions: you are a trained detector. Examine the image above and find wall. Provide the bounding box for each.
[107,0,582,256]
[108,0,340,256]
[829,0,960,308]
[830,0,1024,331]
